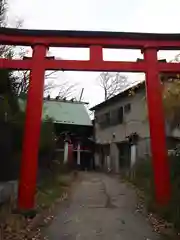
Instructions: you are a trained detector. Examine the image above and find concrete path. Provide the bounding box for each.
[45,172,160,240]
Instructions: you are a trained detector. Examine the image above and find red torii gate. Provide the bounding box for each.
[1,28,180,210]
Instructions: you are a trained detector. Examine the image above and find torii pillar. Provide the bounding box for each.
[144,48,171,205]
[18,44,47,210]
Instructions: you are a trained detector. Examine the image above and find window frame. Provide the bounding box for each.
[124,103,131,114]
[118,106,124,124]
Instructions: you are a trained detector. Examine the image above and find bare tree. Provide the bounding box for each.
[0,0,6,27]
[12,48,78,98]
[0,0,12,56]
[0,0,24,56]
[98,72,129,100]
[15,69,78,99]
[45,78,78,99]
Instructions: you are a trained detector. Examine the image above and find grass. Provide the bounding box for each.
[122,159,180,239]
[0,159,74,239]
[36,173,71,210]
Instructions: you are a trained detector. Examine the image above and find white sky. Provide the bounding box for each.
[8,0,180,108]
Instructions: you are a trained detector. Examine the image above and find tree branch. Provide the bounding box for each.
[98,72,128,100]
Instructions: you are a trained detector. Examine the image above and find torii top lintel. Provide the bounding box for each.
[1,27,180,49]
[1,27,180,72]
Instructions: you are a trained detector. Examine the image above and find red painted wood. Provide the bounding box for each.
[144,48,171,205]
[0,59,31,70]
[90,46,103,62]
[158,62,180,73]
[45,59,146,72]
[18,45,47,210]
[1,33,180,49]
[1,57,180,73]
[0,58,146,72]
[68,144,74,167]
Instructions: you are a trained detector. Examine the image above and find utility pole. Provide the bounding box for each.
[79,88,84,101]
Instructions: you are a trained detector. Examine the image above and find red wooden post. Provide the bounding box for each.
[144,48,171,205]
[18,44,47,210]
[68,144,74,167]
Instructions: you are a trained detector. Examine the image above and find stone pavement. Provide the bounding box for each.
[45,172,160,240]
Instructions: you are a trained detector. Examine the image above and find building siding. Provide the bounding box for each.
[95,90,149,145]
[93,87,180,173]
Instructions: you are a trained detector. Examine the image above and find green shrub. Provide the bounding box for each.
[128,156,180,231]
[10,112,56,155]
[11,111,25,152]
[169,155,180,229]
[39,117,56,155]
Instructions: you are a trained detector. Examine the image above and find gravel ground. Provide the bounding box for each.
[44,172,161,240]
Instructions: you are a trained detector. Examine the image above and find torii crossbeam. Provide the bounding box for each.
[1,27,179,210]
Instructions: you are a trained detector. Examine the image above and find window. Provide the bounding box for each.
[124,103,131,113]
[104,112,110,126]
[118,107,123,124]
[99,112,110,128]
[99,108,124,128]
[110,110,118,125]
[98,114,105,127]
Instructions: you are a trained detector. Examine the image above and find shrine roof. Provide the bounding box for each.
[18,98,92,126]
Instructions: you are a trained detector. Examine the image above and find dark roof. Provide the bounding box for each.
[90,81,145,111]
[2,27,180,41]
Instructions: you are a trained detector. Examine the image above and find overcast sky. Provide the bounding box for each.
[8,0,180,108]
